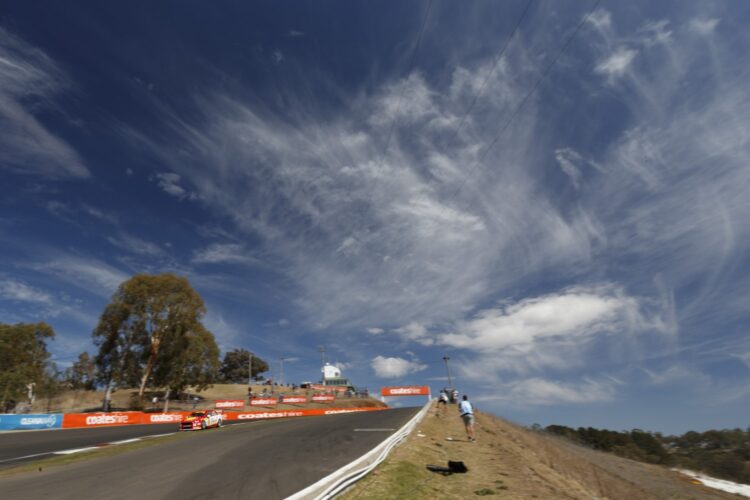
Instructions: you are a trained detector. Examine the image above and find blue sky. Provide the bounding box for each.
[1,1,749,434]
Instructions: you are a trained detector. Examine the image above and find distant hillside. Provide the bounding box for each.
[546,424,750,486]
[342,403,738,499]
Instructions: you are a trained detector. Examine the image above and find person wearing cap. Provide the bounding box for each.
[459,394,476,442]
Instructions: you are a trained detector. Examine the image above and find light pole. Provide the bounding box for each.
[442,355,453,389]
[279,357,288,386]
[248,351,253,386]
[318,345,326,367]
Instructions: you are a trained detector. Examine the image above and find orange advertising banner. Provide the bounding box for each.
[249,397,278,406]
[311,394,335,402]
[215,400,244,408]
[380,386,430,397]
[280,396,308,404]
[58,407,389,429]
[62,412,144,428]
[226,406,386,421]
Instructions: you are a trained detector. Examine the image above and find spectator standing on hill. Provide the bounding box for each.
[436,389,448,416]
[459,395,476,442]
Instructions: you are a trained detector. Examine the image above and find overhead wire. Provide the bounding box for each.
[447,0,536,145]
[443,0,603,205]
[373,0,434,171]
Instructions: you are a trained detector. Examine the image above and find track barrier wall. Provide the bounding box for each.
[0,413,63,430]
[2,406,388,431]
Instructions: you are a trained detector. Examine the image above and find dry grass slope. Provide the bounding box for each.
[342,402,738,499]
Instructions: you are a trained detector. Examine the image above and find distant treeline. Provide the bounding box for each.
[543,424,750,485]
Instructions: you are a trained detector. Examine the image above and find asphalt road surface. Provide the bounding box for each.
[0,418,254,466]
[0,421,206,465]
[0,407,419,499]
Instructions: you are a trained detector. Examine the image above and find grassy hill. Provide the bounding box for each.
[342,403,738,499]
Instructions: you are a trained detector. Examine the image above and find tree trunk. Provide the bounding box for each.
[138,334,161,400]
[163,388,171,412]
[102,379,113,411]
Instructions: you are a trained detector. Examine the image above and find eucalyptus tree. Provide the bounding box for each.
[0,322,55,411]
[93,273,218,404]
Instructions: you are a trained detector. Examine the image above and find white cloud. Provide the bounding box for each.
[0,28,88,178]
[689,18,720,36]
[0,279,53,304]
[154,172,197,200]
[288,30,305,37]
[586,9,611,31]
[638,20,672,46]
[595,48,638,79]
[107,233,163,256]
[476,377,617,406]
[554,148,584,188]
[367,327,384,335]
[439,285,652,352]
[371,355,427,378]
[28,257,128,297]
[393,322,433,346]
[272,49,284,64]
[278,318,290,327]
[192,243,261,266]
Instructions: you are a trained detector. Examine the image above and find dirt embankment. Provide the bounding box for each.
[28,384,385,414]
[342,402,737,499]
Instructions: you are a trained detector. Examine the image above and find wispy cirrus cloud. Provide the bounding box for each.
[27,256,128,298]
[475,377,619,406]
[107,233,164,256]
[192,243,262,266]
[0,28,88,178]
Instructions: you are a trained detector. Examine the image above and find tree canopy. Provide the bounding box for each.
[219,348,269,383]
[0,322,55,411]
[64,352,96,390]
[92,273,219,401]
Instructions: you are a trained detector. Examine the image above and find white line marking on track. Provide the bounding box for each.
[54,447,99,455]
[0,452,53,464]
[353,428,396,432]
[109,438,142,445]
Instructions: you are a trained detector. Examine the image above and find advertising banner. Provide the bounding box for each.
[0,413,63,430]
[62,412,143,428]
[227,407,386,421]
[380,386,430,397]
[146,412,188,423]
[311,394,335,402]
[215,400,244,409]
[249,398,278,406]
[309,384,349,393]
[281,396,307,404]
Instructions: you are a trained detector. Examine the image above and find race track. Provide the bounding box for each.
[0,407,419,499]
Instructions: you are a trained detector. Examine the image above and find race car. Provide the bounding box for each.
[179,410,223,431]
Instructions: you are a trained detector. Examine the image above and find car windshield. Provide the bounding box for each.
[190,412,205,417]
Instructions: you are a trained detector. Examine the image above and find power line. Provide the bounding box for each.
[444,0,602,205]
[374,0,434,170]
[448,0,535,144]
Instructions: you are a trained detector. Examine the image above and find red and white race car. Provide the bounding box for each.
[179,410,223,431]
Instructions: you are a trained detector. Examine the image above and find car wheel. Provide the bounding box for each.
[218,418,223,428]
[201,421,207,430]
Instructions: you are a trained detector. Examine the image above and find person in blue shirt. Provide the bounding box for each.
[459,395,476,442]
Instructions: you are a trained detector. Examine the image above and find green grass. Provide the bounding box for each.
[346,461,430,499]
